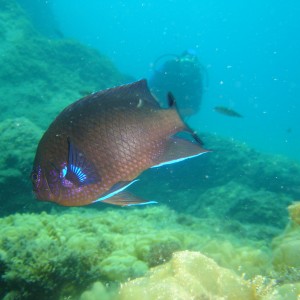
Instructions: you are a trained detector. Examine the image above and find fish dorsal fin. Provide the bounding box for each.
[98,79,161,109]
[65,137,100,186]
[151,137,208,168]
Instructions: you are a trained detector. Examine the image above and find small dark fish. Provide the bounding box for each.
[214,106,243,118]
[31,80,208,207]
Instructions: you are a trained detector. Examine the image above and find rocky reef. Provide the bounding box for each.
[0,0,131,215]
[134,132,300,239]
[0,0,129,128]
[0,203,300,299]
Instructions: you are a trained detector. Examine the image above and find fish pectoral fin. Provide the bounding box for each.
[101,191,158,207]
[152,137,209,168]
[66,137,100,186]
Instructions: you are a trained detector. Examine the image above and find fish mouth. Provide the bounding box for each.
[32,188,49,199]
[33,177,54,200]
[35,189,58,203]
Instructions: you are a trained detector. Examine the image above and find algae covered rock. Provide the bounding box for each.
[272,202,300,270]
[268,202,300,298]
[80,281,115,300]
[0,211,115,299]
[81,247,300,300]
[99,251,148,281]
[188,181,291,229]
[0,117,42,181]
[0,207,188,299]
[1,203,299,299]
[154,133,300,231]
[0,118,43,215]
[288,201,300,225]
[0,0,130,129]
[200,133,300,198]
[118,251,256,300]
[263,282,300,300]
[0,206,274,299]
[0,0,132,213]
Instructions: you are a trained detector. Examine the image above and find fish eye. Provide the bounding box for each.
[31,172,38,183]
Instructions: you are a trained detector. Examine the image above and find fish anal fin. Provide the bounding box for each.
[101,191,157,207]
[97,180,139,200]
[152,137,209,168]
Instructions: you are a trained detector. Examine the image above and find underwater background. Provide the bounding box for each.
[0,0,300,299]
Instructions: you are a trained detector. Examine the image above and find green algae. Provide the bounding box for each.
[0,206,275,299]
[3,203,299,299]
[0,118,42,178]
[144,133,300,232]
[0,0,130,128]
[0,204,294,299]
[0,0,132,216]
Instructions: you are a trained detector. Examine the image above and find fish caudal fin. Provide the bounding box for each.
[152,137,208,168]
[101,191,157,207]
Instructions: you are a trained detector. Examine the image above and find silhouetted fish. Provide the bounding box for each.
[31,80,208,206]
[214,106,243,117]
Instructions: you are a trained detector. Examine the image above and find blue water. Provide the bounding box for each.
[52,0,300,161]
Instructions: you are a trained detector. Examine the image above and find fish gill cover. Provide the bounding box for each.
[0,0,300,299]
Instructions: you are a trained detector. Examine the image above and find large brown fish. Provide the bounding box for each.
[31,80,207,206]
